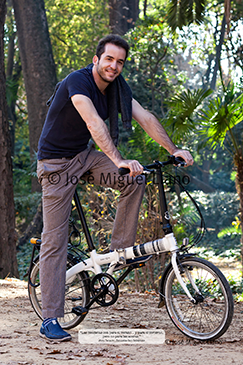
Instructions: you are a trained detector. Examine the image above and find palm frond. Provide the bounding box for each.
[164,88,212,142]
[200,89,243,150]
[169,88,212,113]
[167,0,206,32]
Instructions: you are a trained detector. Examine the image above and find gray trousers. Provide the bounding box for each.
[37,143,145,318]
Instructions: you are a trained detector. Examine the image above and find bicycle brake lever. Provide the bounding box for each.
[177,161,187,167]
[143,167,153,174]
[171,156,187,167]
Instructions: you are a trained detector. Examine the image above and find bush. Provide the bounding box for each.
[15,192,42,235]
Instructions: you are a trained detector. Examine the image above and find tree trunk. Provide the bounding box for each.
[12,0,57,192]
[143,0,148,17]
[109,0,139,35]
[210,15,226,90]
[6,0,22,157]
[0,0,19,278]
[7,59,22,157]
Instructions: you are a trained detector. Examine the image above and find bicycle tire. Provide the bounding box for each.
[162,257,234,341]
[28,254,90,330]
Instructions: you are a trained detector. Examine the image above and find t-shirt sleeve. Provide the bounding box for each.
[66,70,93,99]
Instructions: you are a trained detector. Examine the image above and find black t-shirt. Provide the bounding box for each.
[37,67,108,160]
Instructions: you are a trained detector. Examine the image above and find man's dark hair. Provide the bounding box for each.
[96,34,130,60]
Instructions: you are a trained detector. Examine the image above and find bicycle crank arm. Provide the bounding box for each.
[171,252,196,304]
[72,285,108,316]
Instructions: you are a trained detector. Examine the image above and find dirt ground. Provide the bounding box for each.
[0,279,243,365]
[0,276,243,365]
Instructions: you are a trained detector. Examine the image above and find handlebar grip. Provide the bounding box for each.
[173,156,186,166]
[118,167,130,176]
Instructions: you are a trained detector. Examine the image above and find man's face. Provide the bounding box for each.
[94,43,126,83]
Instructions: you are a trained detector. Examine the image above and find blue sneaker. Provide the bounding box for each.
[40,318,72,342]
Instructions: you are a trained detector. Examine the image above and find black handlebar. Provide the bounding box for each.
[118,155,186,176]
[170,155,186,166]
[118,167,131,176]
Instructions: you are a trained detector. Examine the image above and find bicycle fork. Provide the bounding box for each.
[171,252,197,304]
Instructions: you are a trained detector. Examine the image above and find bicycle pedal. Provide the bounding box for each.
[72,306,88,317]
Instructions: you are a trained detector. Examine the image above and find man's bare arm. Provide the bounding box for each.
[132,99,194,165]
[71,94,143,176]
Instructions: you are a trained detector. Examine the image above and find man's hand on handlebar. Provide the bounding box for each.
[117,159,144,177]
[117,150,193,177]
[173,149,194,166]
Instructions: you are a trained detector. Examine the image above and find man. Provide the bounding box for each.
[37,34,193,342]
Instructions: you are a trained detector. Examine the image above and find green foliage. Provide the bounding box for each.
[120,13,194,163]
[45,0,109,79]
[13,116,31,194]
[6,77,19,106]
[125,16,187,117]
[164,88,213,144]
[227,1,243,74]
[183,133,235,192]
[195,191,241,254]
[17,243,33,280]
[118,120,168,164]
[218,216,241,239]
[71,184,119,251]
[167,0,207,32]
[199,83,243,151]
[15,192,42,228]
[227,276,243,301]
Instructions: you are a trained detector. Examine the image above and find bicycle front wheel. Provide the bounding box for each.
[28,254,90,330]
[163,257,234,341]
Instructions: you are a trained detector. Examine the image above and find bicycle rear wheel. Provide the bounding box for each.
[163,257,234,341]
[28,254,90,329]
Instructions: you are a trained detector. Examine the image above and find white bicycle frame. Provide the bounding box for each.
[66,232,197,303]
